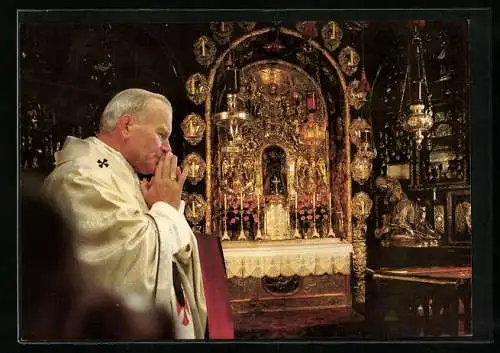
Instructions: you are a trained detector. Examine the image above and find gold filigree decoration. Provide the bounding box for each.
[352,192,373,221]
[349,117,371,146]
[295,21,317,35]
[455,201,472,235]
[185,193,207,225]
[210,21,234,45]
[181,112,206,146]
[351,154,373,185]
[321,21,343,52]
[338,46,360,76]
[238,21,257,32]
[346,80,368,110]
[193,35,217,67]
[434,111,446,123]
[352,220,367,304]
[432,123,453,138]
[434,205,445,234]
[182,152,206,185]
[186,73,208,105]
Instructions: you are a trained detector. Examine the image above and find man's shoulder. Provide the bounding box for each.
[46,155,113,186]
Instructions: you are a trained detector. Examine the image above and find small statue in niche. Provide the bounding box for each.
[374,176,442,247]
[262,146,287,195]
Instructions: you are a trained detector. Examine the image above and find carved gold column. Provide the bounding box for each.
[351,191,372,304]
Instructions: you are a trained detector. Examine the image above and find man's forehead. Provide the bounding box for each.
[144,98,172,126]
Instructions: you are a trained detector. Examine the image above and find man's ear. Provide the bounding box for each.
[117,114,134,138]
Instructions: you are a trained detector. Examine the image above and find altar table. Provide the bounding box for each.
[221,239,353,314]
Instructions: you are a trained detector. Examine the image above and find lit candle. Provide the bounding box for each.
[190,78,195,94]
[295,193,298,210]
[418,81,422,100]
[328,192,332,212]
[201,38,206,57]
[221,22,225,31]
[433,188,437,201]
[224,194,227,211]
[240,191,243,210]
[313,192,316,209]
[257,194,260,211]
[330,22,336,40]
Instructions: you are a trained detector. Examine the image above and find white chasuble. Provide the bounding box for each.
[43,136,207,339]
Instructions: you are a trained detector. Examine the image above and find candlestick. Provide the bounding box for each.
[221,193,230,241]
[238,192,246,240]
[293,192,301,239]
[201,38,206,57]
[327,192,336,238]
[255,195,263,240]
[312,193,320,238]
[350,49,355,65]
[330,22,336,40]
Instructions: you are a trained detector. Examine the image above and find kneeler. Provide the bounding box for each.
[195,234,234,339]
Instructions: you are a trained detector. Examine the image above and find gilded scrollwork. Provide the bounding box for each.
[238,21,257,32]
[339,46,360,76]
[455,201,472,235]
[210,21,234,45]
[215,59,329,203]
[352,192,373,221]
[321,21,343,52]
[181,152,206,185]
[295,21,317,36]
[349,117,372,147]
[346,79,368,110]
[434,205,445,234]
[186,73,208,105]
[351,154,373,185]
[193,35,217,67]
[185,193,207,225]
[352,220,367,304]
[181,112,206,146]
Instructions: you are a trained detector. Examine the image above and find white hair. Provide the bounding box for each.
[99,88,171,132]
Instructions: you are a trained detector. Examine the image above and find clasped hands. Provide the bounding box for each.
[141,152,188,210]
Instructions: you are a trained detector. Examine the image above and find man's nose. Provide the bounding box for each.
[160,140,171,153]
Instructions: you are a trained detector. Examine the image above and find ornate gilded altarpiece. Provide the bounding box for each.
[179,22,373,312]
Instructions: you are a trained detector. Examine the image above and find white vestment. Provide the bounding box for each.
[43,136,207,339]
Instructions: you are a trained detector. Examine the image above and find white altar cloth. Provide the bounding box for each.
[222,238,353,279]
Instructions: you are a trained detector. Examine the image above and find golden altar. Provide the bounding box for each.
[179,25,378,316]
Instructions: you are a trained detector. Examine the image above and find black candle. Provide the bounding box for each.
[225,67,241,94]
